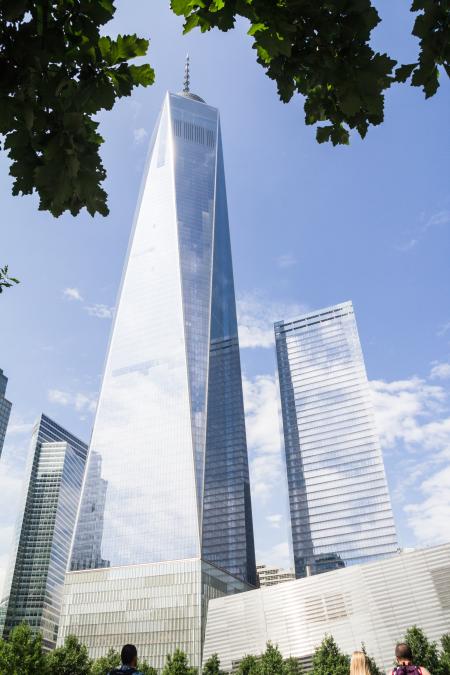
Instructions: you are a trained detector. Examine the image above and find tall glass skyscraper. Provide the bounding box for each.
[59,77,256,668]
[1,414,87,649]
[0,368,12,458]
[275,301,398,578]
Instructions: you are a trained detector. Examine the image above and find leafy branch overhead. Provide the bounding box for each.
[0,0,154,218]
[0,265,19,293]
[0,1,448,222]
[171,0,450,145]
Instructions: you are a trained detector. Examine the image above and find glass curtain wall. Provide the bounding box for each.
[1,415,87,648]
[275,302,398,578]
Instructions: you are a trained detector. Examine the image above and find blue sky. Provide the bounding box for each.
[0,0,449,589]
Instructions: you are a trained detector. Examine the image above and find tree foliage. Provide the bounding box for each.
[0,0,154,218]
[236,644,304,675]
[140,661,158,675]
[162,648,197,675]
[90,646,120,675]
[283,656,304,675]
[171,0,450,146]
[45,634,92,675]
[0,624,46,675]
[311,635,350,675]
[440,634,450,675]
[0,0,448,229]
[237,654,261,675]
[203,653,226,675]
[403,626,442,673]
[260,643,285,675]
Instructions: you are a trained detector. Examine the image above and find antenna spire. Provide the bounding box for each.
[183,54,190,93]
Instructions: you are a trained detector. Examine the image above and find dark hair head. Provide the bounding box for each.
[121,644,138,666]
[395,643,413,661]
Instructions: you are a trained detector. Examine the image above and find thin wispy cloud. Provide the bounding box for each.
[256,541,291,569]
[5,413,34,437]
[237,292,307,349]
[276,253,297,269]
[63,287,83,302]
[398,208,450,252]
[48,388,97,414]
[425,210,450,229]
[266,514,283,529]
[430,361,450,380]
[62,286,113,319]
[133,127,148,144]
[84,304,114,320]
[437,321,450,338]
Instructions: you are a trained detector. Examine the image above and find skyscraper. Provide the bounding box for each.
[275,301,398,578]
[0,368,12,457]
[1,414,87,649]
[58,71,256,668]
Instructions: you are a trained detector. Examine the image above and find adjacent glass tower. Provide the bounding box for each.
[0,368,12,458]
[1,414,87,649]
[275,301,398,578]
[59,82,256,668]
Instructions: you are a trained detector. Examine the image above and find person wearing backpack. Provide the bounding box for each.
[390,643,431,675]
[108,644,144,675]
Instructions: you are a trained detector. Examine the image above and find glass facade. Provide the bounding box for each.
[62,89,255,664]
[1,414,87,649]
[59,559,250,671]
[0,368,12,458]
[275,302,398,578]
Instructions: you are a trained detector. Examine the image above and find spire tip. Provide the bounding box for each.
[183,54,190,93]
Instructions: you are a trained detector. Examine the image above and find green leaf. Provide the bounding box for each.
[129,64,155,87]
[2,0,28,21]
[340,93,362,116]
[395,63,417,82]
[316,126,332,143]
[248,22,267,37]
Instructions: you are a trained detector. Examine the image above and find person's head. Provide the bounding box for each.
[350,651,370,675]
[121,644,138,668]
[395,643,413,664]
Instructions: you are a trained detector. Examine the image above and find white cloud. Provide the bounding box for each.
[48,389,97,414]
[63,287,83,302]
[237,292,307,349]
[405,465,450,545]
[133,127,148,144]
[370,377,447,450]
[266,514,283,529]
[0,453,28,596]
[257,541,291,569]
[276,254,297,269]
[430,361,450,380]
[397,238,418,252]
[5,413,33,437]
[425,209,450,229]
[84,304,114,320]
[243,374,283,503]
[371,374,450,545]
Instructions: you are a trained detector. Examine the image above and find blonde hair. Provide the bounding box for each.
[350,651,370,675]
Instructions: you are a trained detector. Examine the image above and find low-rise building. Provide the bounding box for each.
[204,544,450,672]
[256,563,295,588]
